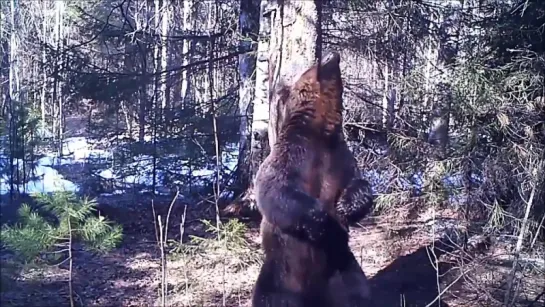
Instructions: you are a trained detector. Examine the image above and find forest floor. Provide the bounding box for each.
[1,195,544,307]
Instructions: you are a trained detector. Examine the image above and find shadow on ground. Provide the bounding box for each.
[368,239,455,307]
[1,250,158,307]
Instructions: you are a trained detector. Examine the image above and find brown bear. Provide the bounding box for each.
[251,52,373,307]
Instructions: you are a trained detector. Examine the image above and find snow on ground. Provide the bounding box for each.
[1,137,240,197]
[1,136,479,199]
[1,137,114,196]
[0,160,79,195]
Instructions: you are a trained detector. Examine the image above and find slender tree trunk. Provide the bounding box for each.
[137,0,148,142]
[123,2,138,139]
[426,1,451,159]
[381,61,395,131]
[422,4,442,138]
[0,2,7,120]
[52,0,65,155]
[0,7,7,205]
[160,1,171,128]
[428,83,451,159]
[180,0,193,106]
[151,0,162,193]
[236,0,272,209]
[7,0,20,199]
[40,1,49,135]
[9,0,23,196]
[67,216,75,307]
[235,0,260,195]
[153,0,161,106]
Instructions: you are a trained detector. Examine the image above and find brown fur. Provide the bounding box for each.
[251,52,373,307]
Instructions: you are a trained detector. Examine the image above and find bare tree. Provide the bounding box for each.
[51,0,66,153]
[180,0,193,105]
[159,0,171,118]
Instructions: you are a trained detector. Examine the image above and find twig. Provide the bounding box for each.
[158,215,167,307]
[503,185,536,306]
[180,205,187,245]
[530,213,545,250]
[425,266,475,307]
[426,205,442,307]
[67,217,74,307]
[179,205,189,305]
[152,199,159,244]
[164,189,180,246]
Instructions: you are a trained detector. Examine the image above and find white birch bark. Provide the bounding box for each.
[248,0,272,175]
[267,0,321,148]
[235,0,259,193]
[160,1,170,112]
[180,0,193,104]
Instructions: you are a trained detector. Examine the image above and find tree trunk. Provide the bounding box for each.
[40,1,49,135]
[160,1,170,112]
[123,7,137,138]
[180,0,193,107]
[235,0,260,195]
[52,0,64,154]
[136,0,149,142]
[229,0,323,212]
[428,83,451,159]
[7,0,20,199]
[381,61,395,131]
[426,2,450,159]
[267,0,322,148]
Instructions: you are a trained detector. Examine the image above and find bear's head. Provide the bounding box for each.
[273,52,344,138]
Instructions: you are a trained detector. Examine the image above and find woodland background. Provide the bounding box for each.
[0,0,544,306]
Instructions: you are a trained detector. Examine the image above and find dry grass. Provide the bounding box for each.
[1,199,544,307]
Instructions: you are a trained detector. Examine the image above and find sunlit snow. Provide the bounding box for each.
[1,137,239,197]
[1,136,474,201]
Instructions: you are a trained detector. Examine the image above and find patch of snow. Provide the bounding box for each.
[98,169,115,179]
[0,138,257,199]
[1,163,79,195]
[61,137,112,162]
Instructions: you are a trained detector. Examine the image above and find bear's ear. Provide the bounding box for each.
[317,51,341,84]
[294,51,342,88]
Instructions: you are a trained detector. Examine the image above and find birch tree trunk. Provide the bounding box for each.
[267,0,322,148]
[160,1,170,127]
[136,0,148,142]
[153,0,161,108]
[235,0,260,194]
[7,0,20,198]
[180,0,193,106]
[426,1,451,159]
[40,1,49,135]
[381,61,395,131]
[422,4,442,139]
[123,4,138,138]
[233,0,322,210]
[235,0,272,209]
[160,0,170,120]
[52,0,65,154]
[0,4,8,117]
[8,0,19,106]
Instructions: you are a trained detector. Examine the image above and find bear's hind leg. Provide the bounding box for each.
[252,258,306,307]
[327,251,373,307]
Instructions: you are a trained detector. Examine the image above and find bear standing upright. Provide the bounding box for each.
[251,52,373,307]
